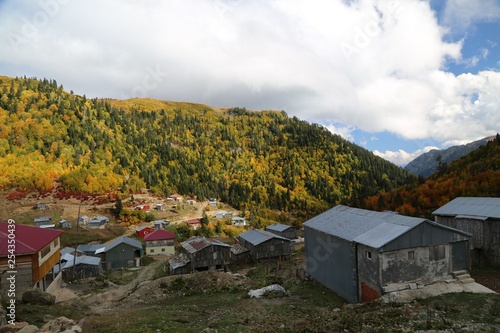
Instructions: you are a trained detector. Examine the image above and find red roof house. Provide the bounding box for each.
[186,219,201,230]
[0,222,63,294]
[136,226,155,239]
[144,230,176,255]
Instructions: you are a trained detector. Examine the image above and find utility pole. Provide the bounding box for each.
[72,192,83,280]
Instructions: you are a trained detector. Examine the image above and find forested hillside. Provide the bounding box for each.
[365,134,500,218]
[0,75,414,221]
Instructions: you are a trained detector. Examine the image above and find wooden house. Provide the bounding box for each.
[265,223,298,240]
[0,222,63,295]
[433,197,500,266]
[77,236,142,270]
[169,237,231,274]
[303,205,472,303]
[145,229,176,255]
[77,215,90,225]
[236,229,293,262]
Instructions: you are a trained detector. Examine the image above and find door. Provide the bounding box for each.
[452,241,468,271]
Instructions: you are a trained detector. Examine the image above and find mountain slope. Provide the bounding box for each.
[404,136,494,177]
[0,75,415,221]
[365,134,500,218]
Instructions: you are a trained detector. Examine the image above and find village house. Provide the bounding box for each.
[59,219,72,229]
[235,229,293,263]
[433,197,500,266]
[136,226,154,238]
[34,216,54,228]
[232,217,246,227]
[0,222,63,295]
[153,219,170,229]
[145,229,176,255]
[303,205,472,303]
[78,236,142,270]
[77,215,90,225]
[265,223,298,240]
[169,236,231,274]
[88,216,110,229]
[168,193,183,201]
[186,219,201,230]
[35,203,49,211]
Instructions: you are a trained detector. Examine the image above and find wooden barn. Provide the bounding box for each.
[433,197,500,266]
[265,223,298,240]
[236,229,293,262]
[169,237,231,274]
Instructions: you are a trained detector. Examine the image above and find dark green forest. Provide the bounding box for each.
[0,75,415,221]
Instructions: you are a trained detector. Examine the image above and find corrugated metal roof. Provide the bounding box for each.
[266,223,292,232]
[432,197,500,219]
[0,222,62,256]
[181,236,230,253]
[104,236,142,252]
[169,253,190,270]
[303,205,427,248]
[230,244,249,254]
[238,229,290,246]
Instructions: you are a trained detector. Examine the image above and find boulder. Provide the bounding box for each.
[0,322,29,333]
[39,317,81,333]
[21,290,55,306]
[16,326,39,333]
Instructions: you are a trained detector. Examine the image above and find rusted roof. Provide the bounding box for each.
[181,236,230,253]
[169,253,190,270]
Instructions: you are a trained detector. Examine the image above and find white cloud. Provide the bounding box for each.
[374,146,439,167]
[324,122,356,142]
[0,0,498,152]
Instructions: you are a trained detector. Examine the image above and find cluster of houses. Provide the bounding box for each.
[33,215,111,230]
[1,196,499,304]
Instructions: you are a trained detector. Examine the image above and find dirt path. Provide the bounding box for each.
[61,258,165,313]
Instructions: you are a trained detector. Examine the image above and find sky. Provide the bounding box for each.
[0,0,499,166]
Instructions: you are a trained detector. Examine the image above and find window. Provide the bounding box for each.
[365,251,372,260]
[150,249,154,253]
[408,251,415,260]
[40,245,51,258]
[161,248,165,252]
[429,245,446,261]
[53,238,59,247]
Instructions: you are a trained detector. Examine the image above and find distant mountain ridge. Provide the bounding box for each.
[404,136,495,177]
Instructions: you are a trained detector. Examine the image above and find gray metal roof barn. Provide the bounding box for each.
[303,205,471,303]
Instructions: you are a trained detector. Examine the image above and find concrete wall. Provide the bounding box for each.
[356,244,381,302]
[380,245,451,285]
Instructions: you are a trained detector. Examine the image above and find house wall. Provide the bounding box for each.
[146,239,175,255]
[0,254,35,297]
[238,237,292,262]
[356,245,382,302]
[181,245,231,270]
[104,243,139,270]
[435,216,500,266]
[379,245,451,286]
[304,227,359,303]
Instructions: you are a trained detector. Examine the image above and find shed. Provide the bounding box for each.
[88,216,109,229]
[232,217,246,227]
[59,219,72,229]
[34,216,52,228]
[432,197,500,266]
[236,229,293,262]
[153,219,170,229]
[145,229,176,255]
[77,215,89,225]
[303,205,472,303]
[136,226,154,238]
[169,237,231,274]
[56,253,102,279]
[265,223,298,240]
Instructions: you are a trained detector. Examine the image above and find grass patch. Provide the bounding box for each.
[16,303,84,327]
[106,268,140,285]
